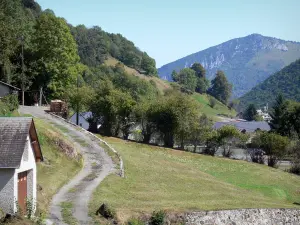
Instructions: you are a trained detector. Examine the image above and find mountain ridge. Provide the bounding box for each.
[238,58,300,110]
[158,34,300,97]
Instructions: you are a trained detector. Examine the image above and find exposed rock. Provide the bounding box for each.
[96,203,116,219]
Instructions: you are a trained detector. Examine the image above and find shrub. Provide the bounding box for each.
[289,163,300,175]
[2,94,19,112]
[209,97,217,108]
[150,210,166,225]
[0,101,9,116]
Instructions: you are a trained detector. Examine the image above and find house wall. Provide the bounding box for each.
[0,83,11,97]
[70,113,90,130]
[14,135,36,213]
[0,169,15,214]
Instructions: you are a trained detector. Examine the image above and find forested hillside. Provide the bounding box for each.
[0,0,235,148]
[238,59,300,110]
[158,34,300,97]
[0,0,157,102]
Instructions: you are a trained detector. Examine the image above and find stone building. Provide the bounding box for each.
[0,118,43,215]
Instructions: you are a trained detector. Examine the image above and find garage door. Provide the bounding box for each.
[18,171,27,213]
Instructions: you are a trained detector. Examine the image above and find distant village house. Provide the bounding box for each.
[0,118,43,215]
[69,112,101,131]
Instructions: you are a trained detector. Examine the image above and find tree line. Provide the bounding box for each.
[171,64,232,105]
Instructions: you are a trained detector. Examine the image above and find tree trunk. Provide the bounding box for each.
[164,132,174,148]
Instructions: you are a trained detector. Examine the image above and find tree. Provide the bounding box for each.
[171,70,178,82]
[243,104,257,121]
[191,63,206,79]
[196,77,209,94]
[141,52,157,76]
[251,132,289,167]
[176,68,197,92]
[269,94,290,136]
[217,125,242,158]
[209,70,232,105]
[33,12,80,98]
[189,114,213,152]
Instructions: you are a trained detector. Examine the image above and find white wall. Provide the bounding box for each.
[14,135,36,213]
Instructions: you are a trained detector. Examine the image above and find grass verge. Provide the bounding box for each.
[35,119,82,214]
[90,137,300,223]
[60,202,78,225]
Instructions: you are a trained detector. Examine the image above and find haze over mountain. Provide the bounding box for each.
[158,34,300,97]
[238,59,300,110]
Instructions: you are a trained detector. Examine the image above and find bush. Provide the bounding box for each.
[0,101,10,115]
[289,163,300,175]
[150,210,165,225]
[2,94,19,112]
[209,97,217,108]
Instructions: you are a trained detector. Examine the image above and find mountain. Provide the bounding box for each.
[238,59,300,110]
[158,34,300,97]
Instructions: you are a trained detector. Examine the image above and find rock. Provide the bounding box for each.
[96,203,116,219]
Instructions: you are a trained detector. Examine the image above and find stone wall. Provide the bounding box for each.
[0,169,15,214]
[185,209,300,225]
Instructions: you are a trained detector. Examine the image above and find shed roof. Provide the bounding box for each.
[0,117,42,168]
[0,81,20,90]
[213,121,271,133]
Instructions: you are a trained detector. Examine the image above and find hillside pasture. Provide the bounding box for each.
[90,137,300,222]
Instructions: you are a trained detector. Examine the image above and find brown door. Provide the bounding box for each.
[18,171,27,213]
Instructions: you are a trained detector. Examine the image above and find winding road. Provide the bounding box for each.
[19,106,115,225]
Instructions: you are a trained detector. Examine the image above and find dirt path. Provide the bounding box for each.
[19,106,115,225]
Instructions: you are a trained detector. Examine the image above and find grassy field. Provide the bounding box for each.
[105,57,171,93]
[34,119,82,214]
[192,93,236,119]
[90,137,300,222]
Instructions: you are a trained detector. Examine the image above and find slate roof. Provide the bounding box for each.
[0,117,32,168]
[0,81,20,90]
[213,121,271,133]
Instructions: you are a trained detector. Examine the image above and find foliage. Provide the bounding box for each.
[287,138,300,175]
[189,114,213,152]
[239,59,300,110]
[251,131,289,167]
[243,104,257,121]
[269,94,290,136]
[150,210,166,225]
[217,125,246,158]
[209,97,217,108]
[1,94,19,112]
[208,70,232,105]
[33,12,81,98]
[71,25,157,75]
[172,68,197,92]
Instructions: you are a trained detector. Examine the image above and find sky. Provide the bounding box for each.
[36,0,300,67]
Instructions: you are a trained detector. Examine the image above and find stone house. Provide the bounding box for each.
[0,117,43,215]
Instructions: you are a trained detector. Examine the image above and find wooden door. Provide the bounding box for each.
[18,171,27,213]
